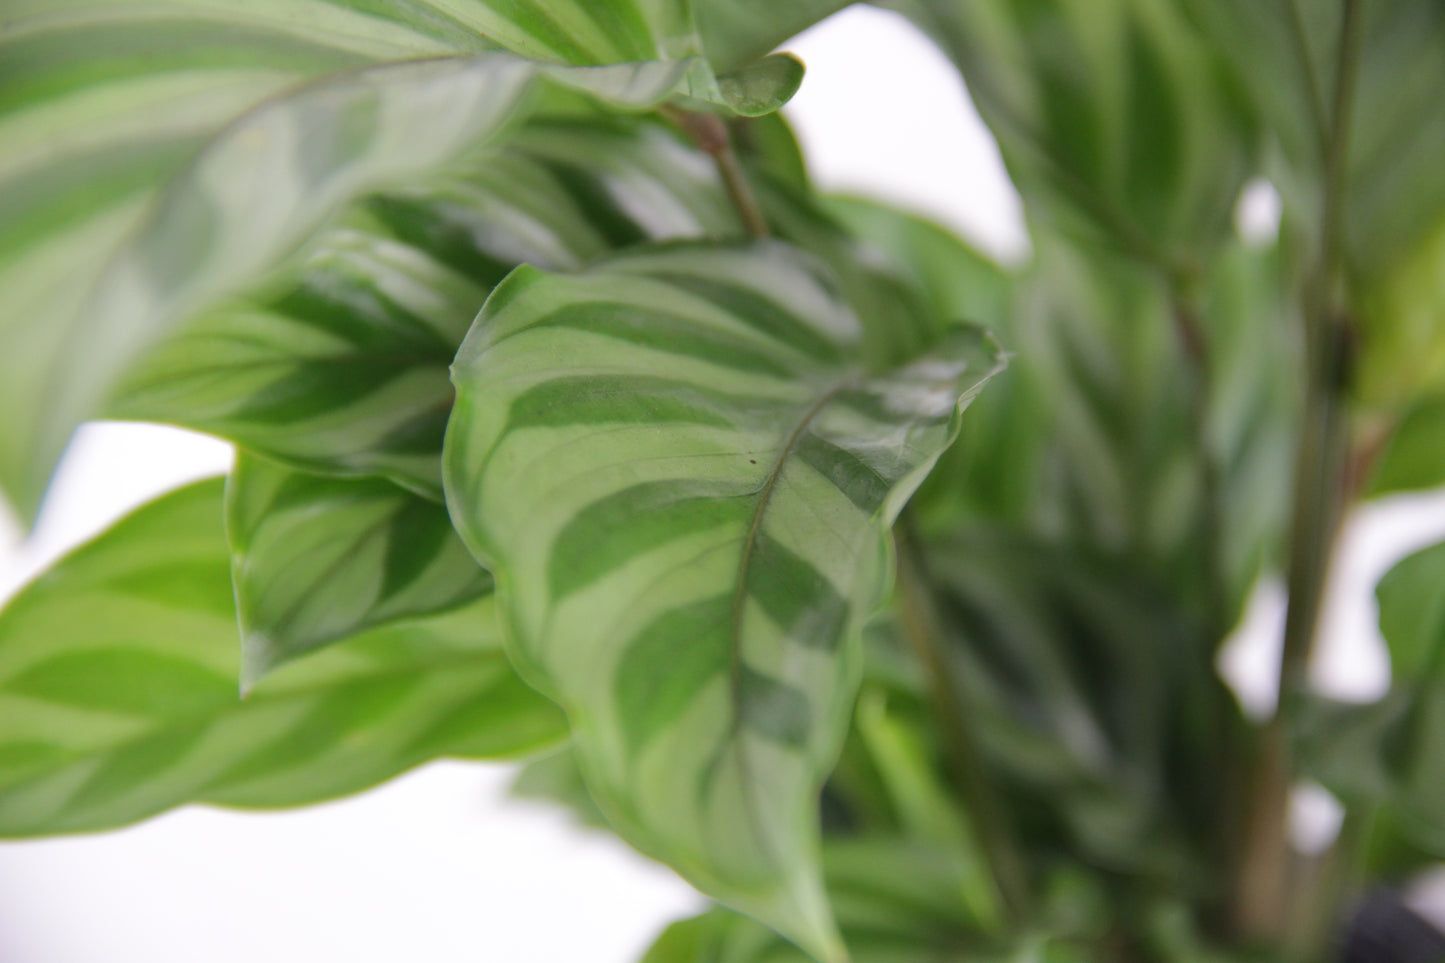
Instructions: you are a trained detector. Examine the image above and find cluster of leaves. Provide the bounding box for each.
[3,1,1445,961]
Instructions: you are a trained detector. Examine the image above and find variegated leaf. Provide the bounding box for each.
[226,456,491,688]
[0,35,716,521]
[640,838,990,963]
[110,118,740,497]
[444,241,1003,961]
[0,479,565,836]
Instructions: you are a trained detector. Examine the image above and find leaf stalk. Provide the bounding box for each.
[1232,0,1363,945]
[662,106,772,239]
[893,515,1031,928]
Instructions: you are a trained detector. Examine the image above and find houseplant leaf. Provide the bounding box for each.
[0,29,709,521]
[1371,541,1445,851]
[886,0,1256,271]
[694,0,857,73]
[226,455,491,687]
[640,837,992,962]
[817,196,1029,529]
[110,116,741,498]
[0,478,565,836]
[1185,0,1445,407]
[444,240,1004,960]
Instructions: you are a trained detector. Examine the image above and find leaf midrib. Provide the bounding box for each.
[721,373,855,863]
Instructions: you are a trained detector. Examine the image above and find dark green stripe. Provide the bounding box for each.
[795,432,901,515]
[744,533,847,649]
[372,406,452,456]
[207,677,422,792]
[230,358,411,425]
[576,0,656,60]
[401,668,564,758]
[738,666,810,747]
[548,480,752,599]
[0,742,69,787]
[645,272,845,364]
[0,23,358,115]
[63,726,209,819]
[505,375,763,432]
[267,273,456,357]
[0,136,200,264]
[314,0,493,50]
[615,596,732,756]
[472,0,597,63]
[364,193,519,289]
[533,302,796,377]
[381,498,478,599]
[105,559,239,617]
[531,158,648,249]
[1122,15,1182,235]
[6,650,234,718]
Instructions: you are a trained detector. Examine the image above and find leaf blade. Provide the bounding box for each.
[226,456,492,687]
[0,479,565,836]
[444,241,1003,960]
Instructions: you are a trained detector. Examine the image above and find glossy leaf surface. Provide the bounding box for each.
[112,118,740,497]
[445,242,1003,960]
[226,456,491,687]
[0,480,564,836]
[0,31,702,520]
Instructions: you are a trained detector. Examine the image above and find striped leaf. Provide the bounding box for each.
[443,241,1004,961]
[0,479,565,837]
[226,455,492,688]
[640,838,992,963]
[109,118,741,498]
[0,20,740,521]
[889,0,1255,270]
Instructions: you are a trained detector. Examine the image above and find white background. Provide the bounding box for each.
[1,7,1442,960]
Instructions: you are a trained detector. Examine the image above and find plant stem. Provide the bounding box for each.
[893,515,1031,927]
[660,106,771,239]
[1232,0,1363,944]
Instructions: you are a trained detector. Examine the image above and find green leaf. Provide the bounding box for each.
[111,117,742,498]
[923,528,1221,881]
[818,196,1026,529]
[226,455,492,688]
[0,29,717,521]
[695,0,857,73]
[1378,542,1445,684]
[511,745,611,830]
[1376,545,1445,850]
[888,0,1256,270]
[444,241,1004,961]
[1185,1,1445,407]
[640,836,994,963]
[0,479,565,836]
